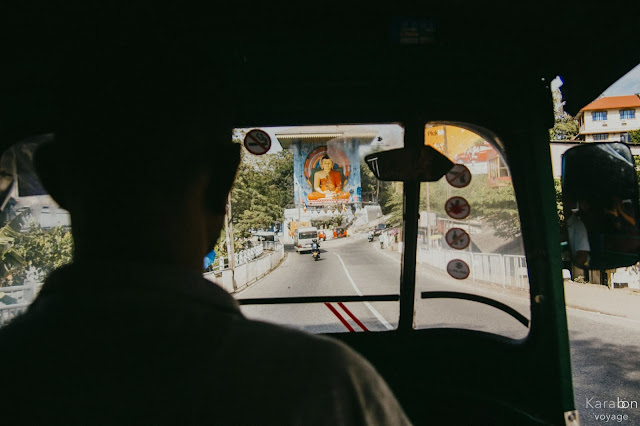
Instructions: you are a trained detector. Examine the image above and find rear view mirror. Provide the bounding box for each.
[561,142,640,270]
[364,145,453,182]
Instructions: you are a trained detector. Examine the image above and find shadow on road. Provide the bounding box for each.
[569,330,640,425]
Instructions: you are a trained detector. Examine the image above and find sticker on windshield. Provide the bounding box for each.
[445,196,470,220]
[445,227,471,250]
[446,164,471,188]
[244,129,272,155]
[447,259,470,280]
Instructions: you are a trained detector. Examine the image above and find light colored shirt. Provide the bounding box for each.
[567,214,590,255]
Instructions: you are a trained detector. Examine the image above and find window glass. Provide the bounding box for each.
[592,111,608,121]
[621,132,631,143]
[0,135,72,327]
[593,133,609,141]
[414,123,530,339]
[223,124,405,334]
[620,109,636,120]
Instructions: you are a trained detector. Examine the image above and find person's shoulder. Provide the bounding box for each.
[230,317,354,356]
[227,319,411,424]
[227,317,384,378]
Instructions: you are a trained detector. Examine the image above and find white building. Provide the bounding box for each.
[576,94,640,142]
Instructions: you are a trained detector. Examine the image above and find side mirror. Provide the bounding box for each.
[365,145,453,182]
[561,142,640,270]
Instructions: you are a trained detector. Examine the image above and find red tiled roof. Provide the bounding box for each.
[580,94,640,111]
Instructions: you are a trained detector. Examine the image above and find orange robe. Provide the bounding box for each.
[308,170,350,200]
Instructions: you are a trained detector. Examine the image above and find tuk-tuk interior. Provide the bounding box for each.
[3,2,639,425]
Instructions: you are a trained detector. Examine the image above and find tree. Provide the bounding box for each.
[226,147,294,240]
[629,129,640,144]
[378,181,403,226]
[360,159,378,202]
[549,81,579,140]
[418,175,522,239]
[549,116,579,141]
[1,223,73,286]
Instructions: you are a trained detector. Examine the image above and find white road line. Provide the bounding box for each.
[333,252,394,330]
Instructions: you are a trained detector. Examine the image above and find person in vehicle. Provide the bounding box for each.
[566,203,590,268]
[0,52,410,426]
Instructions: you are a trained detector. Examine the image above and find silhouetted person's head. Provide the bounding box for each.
[33,27,240,271]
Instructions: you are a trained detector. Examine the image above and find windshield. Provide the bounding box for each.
[298,232,317,240]
[0,123,531,340]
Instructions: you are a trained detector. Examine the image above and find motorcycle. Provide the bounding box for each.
[368,233,374,242]
[311,240,320,261]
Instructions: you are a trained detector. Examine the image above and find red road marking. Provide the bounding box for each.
[337,302,369,331]
[324,302,355,332]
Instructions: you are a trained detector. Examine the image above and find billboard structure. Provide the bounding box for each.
[424,124,511,186]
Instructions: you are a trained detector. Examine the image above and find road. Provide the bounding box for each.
[236,236,640,424]
[238,235,530,337]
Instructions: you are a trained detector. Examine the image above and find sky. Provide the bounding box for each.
[601,63,640,97]
[552,63,640,96]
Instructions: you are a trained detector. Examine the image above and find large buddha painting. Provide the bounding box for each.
[304,146,351,204]
[292,140,361,207]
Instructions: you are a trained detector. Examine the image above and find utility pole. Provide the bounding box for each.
[426,182,431,248]
[225,192,236,290]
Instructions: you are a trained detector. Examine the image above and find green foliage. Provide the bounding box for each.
[360,159,378,202]
[230,148,294,238]
[549,116,579,141]
[549,85,579,141]
[379,182,403,226]
[554,178,565,231]
[419,175,521,239]
[630,129,640,144]
[2,224,73,286]
[311,216,344,229]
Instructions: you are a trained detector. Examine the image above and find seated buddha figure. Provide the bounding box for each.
[307,156,350,201]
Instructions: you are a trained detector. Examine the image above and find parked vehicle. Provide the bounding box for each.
[333,228,347,238]
[373,224,388,237]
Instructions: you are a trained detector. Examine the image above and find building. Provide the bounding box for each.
[576,94,640,142]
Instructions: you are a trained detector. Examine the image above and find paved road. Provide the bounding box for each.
[237,236,530,337]
[235,236,640,424]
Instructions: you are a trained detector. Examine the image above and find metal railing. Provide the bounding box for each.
[417,246,528,289]
[0,281,43,327]
[212,242,283,273]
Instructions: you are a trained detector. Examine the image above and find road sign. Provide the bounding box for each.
[447,259,470,280]
[445,227,471,250]
[446,164,472,188]
[244,129,271,155]
[445,196,470,220]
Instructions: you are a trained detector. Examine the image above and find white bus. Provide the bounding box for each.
[294,227,318,253]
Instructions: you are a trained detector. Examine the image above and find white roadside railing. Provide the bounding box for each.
[205,242,285,293]
[0,281,43,327]
[417,246,528,289]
